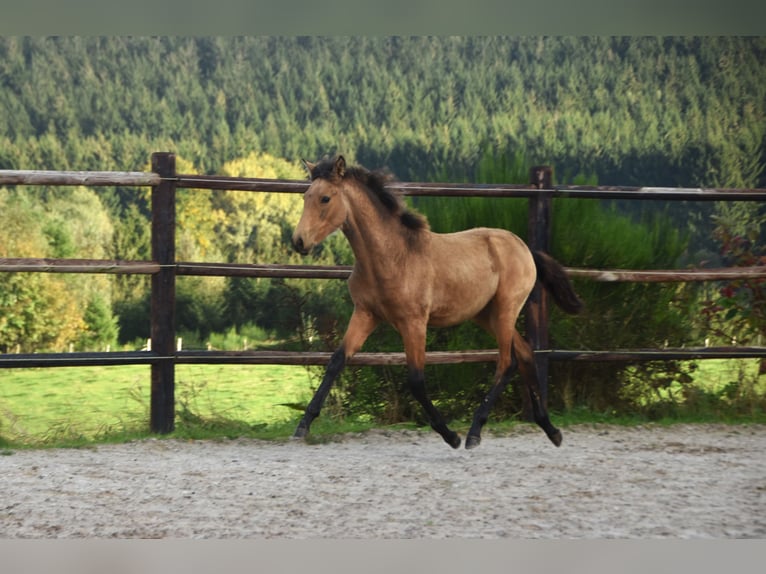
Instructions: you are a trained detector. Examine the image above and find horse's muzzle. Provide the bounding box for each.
[292,235,309,256]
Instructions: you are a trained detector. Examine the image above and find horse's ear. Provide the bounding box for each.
[334,155,346,178]
[301,159,316,178]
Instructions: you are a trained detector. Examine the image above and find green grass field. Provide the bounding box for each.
[1,359,763,447]
[0,364,317,446]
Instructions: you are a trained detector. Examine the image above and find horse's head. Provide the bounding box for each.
[292,155,349,255]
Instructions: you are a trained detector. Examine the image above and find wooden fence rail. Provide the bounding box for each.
[3,347,765,370]
[2,152,765,433]
[4,258,766,282]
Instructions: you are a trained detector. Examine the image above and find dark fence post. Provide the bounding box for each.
[150,152,177,433]
[526,166,553,414]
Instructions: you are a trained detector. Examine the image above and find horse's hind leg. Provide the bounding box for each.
[466,349,518,449]
[402,324,461,449]
[514,333,562,447]
[466,304,523,449]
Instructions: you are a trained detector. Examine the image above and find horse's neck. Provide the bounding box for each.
[341,187,413,276]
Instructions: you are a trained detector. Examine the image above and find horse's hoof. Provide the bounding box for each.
[293,425,308,440]
[465,435,481,450]
[548,429,563,447]
[446,432,462,449]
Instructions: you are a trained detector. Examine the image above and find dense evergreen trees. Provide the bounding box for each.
[0,37,763,184]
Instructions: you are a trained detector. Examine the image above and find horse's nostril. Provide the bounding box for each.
[293,236,305,253]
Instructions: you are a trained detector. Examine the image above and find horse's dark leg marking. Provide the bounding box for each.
[518,344,562,447]
[294,310,377,441]
[408,367,461,449]
[293,346,346,439]
[528,385,562,447]
[465,349,519,450]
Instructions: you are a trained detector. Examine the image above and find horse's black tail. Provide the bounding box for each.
[532,250,584,315]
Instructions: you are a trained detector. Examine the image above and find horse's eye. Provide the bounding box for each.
[320,196,331,204]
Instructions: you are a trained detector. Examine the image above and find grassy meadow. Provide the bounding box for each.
[0,359,764,448]
[0,364,317,446]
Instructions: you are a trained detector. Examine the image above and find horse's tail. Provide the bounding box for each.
[531,250,584,315]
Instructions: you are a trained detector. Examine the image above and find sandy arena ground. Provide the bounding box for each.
[1,424,764,538]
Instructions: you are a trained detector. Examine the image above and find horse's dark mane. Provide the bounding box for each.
[310,157,428,232]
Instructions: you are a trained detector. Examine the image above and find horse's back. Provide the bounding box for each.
[434,227,533,272]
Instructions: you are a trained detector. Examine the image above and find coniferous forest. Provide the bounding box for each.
[1,36,764,415]
[1,37,764,185]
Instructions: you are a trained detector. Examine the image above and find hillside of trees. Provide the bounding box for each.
[1,36,764,414]
[1,37,764,185]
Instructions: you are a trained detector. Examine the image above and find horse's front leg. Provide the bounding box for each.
[401,323,461,449]
[293,346,346,439]
[293,309,378,440]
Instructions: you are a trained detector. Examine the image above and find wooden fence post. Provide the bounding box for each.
[526,166,553,415]
[150,152,177,433]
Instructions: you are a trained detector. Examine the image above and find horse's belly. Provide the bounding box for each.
[427,305,488,328]
[427,274,498,327]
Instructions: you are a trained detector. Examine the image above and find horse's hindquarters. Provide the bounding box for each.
[427,229,535,327]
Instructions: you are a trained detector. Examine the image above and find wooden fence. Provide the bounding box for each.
[1,151,765,433]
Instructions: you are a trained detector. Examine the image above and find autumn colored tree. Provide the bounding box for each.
[0,191,87,351]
